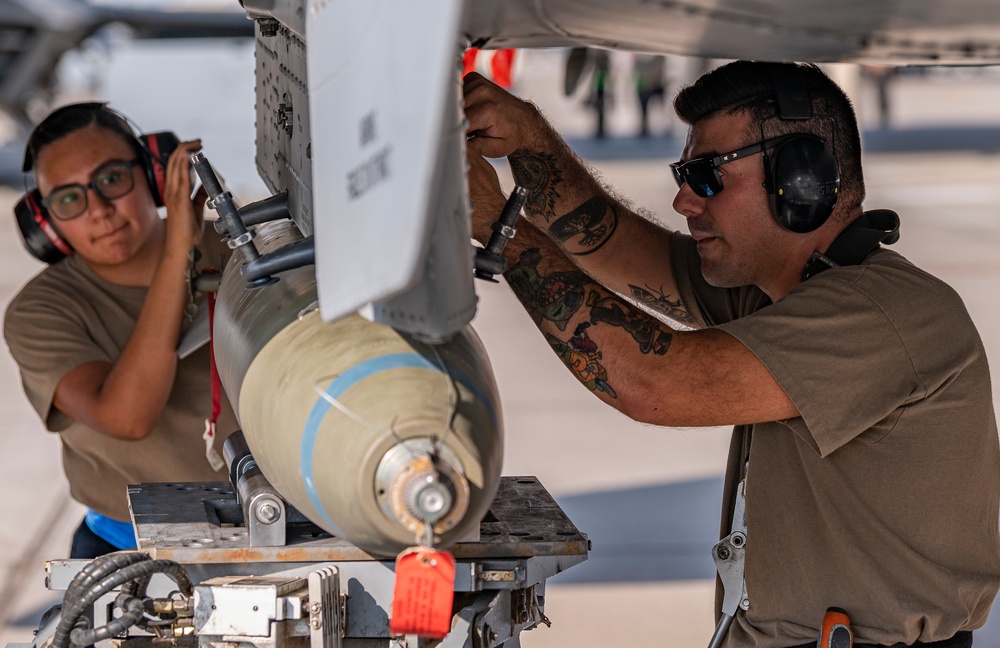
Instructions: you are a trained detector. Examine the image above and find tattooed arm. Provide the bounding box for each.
[464,72,697,328]
[494,218,797,426]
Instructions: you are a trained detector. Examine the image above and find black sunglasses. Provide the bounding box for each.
[670,135,793,198]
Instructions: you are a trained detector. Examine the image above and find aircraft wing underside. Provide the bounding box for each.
[235,0,1000,340]
[466,0,1000,65]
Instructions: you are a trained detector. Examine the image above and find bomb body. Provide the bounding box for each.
[214,221,503,556]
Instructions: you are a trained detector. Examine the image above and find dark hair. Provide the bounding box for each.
[22,102,142,174]
[674,61,865,213]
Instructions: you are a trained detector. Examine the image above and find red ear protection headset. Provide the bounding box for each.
[13,103,180,264]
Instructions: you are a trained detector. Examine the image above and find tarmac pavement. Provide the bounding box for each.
[2,47,1000,647]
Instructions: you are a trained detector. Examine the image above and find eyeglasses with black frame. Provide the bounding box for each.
[41,158,139,221]
[670,135,792,198]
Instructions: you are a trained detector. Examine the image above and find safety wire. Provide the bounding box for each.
[310,375,431,467]
[308,343,461,463]
[297,300,319,320]
[308,340,463,549]
[429,344,460,451]
[311,374,382,432]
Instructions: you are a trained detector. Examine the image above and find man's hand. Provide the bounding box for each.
[466,153,508,246]
[464,71,558,253]
[464,72,547,159]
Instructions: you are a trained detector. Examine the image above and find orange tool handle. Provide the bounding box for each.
[819,607,853,648]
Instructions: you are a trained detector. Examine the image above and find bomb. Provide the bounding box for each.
[213,220,503,556]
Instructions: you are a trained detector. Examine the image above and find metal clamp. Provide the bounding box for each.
[307,566,342,648]
[191,151,278,288]
[707,479,749,648]
[223,431,287,547]
[474,186,528,282]
[227,230,256,249]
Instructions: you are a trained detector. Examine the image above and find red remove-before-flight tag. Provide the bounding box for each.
[390,547,456,638]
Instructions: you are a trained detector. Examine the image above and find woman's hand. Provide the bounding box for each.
[162,139,206,252]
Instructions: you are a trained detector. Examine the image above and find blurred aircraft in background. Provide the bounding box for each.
[8,3,1000,648]
[267,0,1000,337]
[0,0,251,128]
[465,0,1000,64]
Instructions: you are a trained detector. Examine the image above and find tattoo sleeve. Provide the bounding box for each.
[549,196,618,255]
[506,248,589,332]
[509,149,619,255]
[587,290,674,355]
[506,248,677,398]
[509,150,562,222]
[628,284,698,327]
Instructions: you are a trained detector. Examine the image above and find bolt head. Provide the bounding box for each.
[419,488,446,514]
[255,500,281,524]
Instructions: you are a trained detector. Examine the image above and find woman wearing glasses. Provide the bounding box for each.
[4,103,237,558]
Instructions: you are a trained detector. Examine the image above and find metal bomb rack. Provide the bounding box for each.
[33,434,588,648]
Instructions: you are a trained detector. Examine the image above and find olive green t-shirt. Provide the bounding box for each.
[4,245,238,522]
[670,230,1000,647]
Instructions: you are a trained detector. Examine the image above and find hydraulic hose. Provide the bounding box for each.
[69,593,145,645]
[52,552,191,648]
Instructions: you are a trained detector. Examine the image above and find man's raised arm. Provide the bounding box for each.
[473,176,798,427]
[464,72,696,327]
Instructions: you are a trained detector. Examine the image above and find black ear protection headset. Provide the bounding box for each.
[760,67,841,234]
[765,68,899,280]
[14,102,181,264]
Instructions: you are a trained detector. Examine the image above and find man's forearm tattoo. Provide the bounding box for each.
[549,196,618,255]
[628,284,697,327]
[587,291,673,355]
[510,150,562,222]
[507,248,683,398]
[546,325,617,398]
[509,150,619,255]
[507,248,588,331]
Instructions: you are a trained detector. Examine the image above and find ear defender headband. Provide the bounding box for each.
[13,102,181,264]
[761,67,841,233]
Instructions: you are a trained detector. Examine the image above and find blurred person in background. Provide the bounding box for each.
[633,54,667,137]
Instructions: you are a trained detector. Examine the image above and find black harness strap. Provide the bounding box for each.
[802,209,901,281]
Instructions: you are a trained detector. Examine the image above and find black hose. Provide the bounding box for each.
[65,552,149,599]
[239,191,290,227]
[53,553,151,648]
[53,552,192,648]
[70,593,145,645]
[240,236,315,282]
[121,573,153,599]
[85,560,191,604]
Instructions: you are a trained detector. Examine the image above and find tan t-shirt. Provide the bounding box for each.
[4,241,238,522]
[670,231,1000,647]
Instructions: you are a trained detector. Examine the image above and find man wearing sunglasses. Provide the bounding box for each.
[464,60,998,648]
